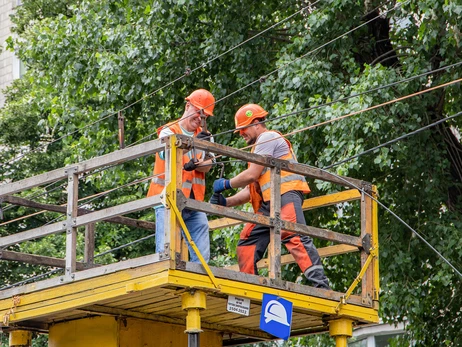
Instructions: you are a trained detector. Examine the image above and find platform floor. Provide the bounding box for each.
[0,258,378,345]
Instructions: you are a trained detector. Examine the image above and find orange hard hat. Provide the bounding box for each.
[234,104,268,132]
[185,89,215,116]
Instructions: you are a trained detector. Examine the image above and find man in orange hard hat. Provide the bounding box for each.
[210,103,330,289]
[147,89,215,263]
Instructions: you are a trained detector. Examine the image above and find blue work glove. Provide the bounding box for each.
[213,178,232,193]
[183,158,199,171]
[196,131,212,142]
[209,193,227,206]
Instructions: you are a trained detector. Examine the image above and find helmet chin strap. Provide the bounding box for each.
[199,110,208,133]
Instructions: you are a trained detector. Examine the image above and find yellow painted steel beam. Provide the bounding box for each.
[302,190,361,210]
[0,261,170,312]
[167,270,379,323]
[0,267,170,324]
[336,248,377,313]
[9,330,32,347]
[164,135,181,266]
[0,263,378,327]
[329,318,353,347]
[372,185,380,301]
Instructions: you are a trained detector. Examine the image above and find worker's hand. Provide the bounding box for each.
[209,193,227,206]
[196,131,212,141]
[183,158,199,171]
[213,178,232,193]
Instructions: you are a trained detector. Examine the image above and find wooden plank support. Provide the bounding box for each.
[65,167,78,281]
[0,138,163,197]
[72,195,162,228]
[269,166,282,280]
[0,196,162,248]
[208,189,362,231]
[181,135,371,191]
[2,195,156,230]
[118,111,125,149]
[164,136,184,264]
[360,189,374,306]
[0,250,98,270]
[225,244,359,271]
[84,223,95,265]
[181,197,362,247]
[372,186,380,305]
[0,222,66,248]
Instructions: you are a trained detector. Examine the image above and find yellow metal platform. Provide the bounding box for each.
[1,259,378,345]
[1,135,379,346]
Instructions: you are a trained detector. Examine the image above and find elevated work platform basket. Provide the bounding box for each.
[0,135,379,346]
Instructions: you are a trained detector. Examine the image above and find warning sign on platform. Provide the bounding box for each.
[227,295,250,316]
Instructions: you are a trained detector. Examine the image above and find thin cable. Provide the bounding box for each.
[6,0,398,162]
[0,232,156,290]
[95,233,155,257]
[196,75,462,166]
[174,60,462,146]
[0,269,63,291]
[0,174,156,228]
[316,166,462,278]
[2,3,319,167]
[325,111,462,169]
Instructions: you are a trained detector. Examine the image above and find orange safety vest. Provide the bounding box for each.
[147,122,206,201]
[248,131,310,211]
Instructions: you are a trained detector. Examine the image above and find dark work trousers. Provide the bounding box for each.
[236,190,330,289]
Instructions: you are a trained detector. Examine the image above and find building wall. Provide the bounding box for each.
[0,0,18,107]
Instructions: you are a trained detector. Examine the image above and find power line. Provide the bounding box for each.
[0,232,156,290]
[2,2,319,167]
[3,75,460,233]
[325,111,462,169]
[3,0,400,165]
[200,61,462,142]
[317,166,462,278]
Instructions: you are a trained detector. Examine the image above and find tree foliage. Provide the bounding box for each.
[1,0,461,346]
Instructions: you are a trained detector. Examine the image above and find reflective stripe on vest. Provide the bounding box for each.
[260,173,309,194]
[147,122,206,201]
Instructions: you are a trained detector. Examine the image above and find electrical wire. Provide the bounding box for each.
[1,2,320,167]
[143,60,462,147]
[3,0,400,165]
[317,167,462,278]
[0,174,156,228]
[0,232,156,290]
[325,111,462,169]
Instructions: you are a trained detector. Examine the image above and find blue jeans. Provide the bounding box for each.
[155,207,210,263]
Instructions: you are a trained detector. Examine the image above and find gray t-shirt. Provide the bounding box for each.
[254,131,289,158]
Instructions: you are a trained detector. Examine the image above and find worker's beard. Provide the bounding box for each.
[246,137,256,145]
